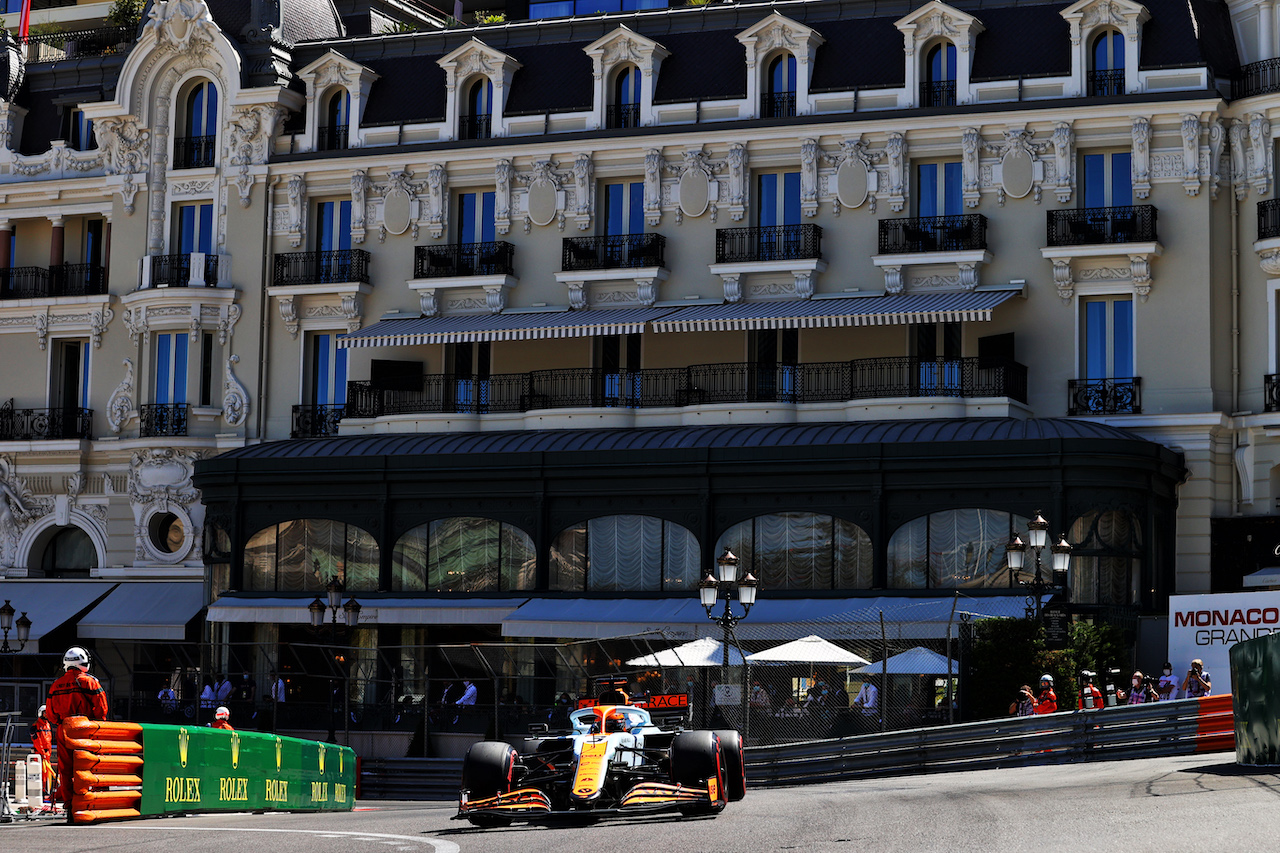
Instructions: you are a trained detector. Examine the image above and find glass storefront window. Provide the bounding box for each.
[887,509,1030,589]
[392,518,535,592]
[1068,510,1143,605]
[550,516,700,592]
[715,512,873,590]
[243,519,379,592]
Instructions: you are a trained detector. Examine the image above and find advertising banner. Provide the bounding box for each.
[1168,591,1280,698]
[137,724,355,816]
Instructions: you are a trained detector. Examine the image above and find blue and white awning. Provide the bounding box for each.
[339,307,676,348]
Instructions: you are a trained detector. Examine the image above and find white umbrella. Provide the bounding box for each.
[745,635,871,666]
[852,647,956,676]
[626,637,746,667]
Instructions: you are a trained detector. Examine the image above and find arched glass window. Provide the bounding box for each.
[714,513,872,590]
[1089,30,1125,96]
[461,77,493,141]
[244,519,379,593]
[177,80,218,168]
[322,89,351,151]
[37,525,97,578]
[550,516,700,592]
[392,517,535,592]
[888,509,1030,589]
[921,42,957,107]
[763,53,797,118]
[1067,510,1143,605]
[608,65,641,129]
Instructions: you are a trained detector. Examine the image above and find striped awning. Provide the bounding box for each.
[650,290,1023,333]
[339,307,676,348]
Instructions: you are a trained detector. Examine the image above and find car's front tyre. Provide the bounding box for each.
[461,741,517,827]
[670,730,727,816]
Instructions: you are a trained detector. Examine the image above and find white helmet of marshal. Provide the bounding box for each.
[63,646,90,671]
[1039,673,1054,685]
[37,704,46,717]
[215,706,230,721]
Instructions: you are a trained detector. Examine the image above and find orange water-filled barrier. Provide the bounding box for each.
[63,717,144,824]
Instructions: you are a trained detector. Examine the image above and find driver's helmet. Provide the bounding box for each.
[604,709,628,733]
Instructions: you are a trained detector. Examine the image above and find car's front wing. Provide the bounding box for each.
[456,779,723,821]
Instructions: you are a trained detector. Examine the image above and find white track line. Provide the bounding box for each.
[108,827,460,852]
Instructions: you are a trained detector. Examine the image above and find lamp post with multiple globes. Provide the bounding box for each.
[698,549,757,737]
[1005,511,1073,622]
[309,577,361,744]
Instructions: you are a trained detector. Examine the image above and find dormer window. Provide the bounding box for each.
[175,79,218,169]
[321,89,350,151]
[608,65,641,130]
[462,78,494,141]
[763,53,797,118]
[1089,30,1125,96]
[922,42,957,107]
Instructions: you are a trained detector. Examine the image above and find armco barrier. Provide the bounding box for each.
[61,716,355,824]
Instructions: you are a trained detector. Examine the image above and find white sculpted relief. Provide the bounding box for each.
[885,132,907,212]
[495,158,513,234]
[1131,117,1151,200]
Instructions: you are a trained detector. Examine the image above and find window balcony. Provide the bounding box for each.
[0,266,49,300]
[318,124,349,151]
[1086,68,1125,97]
[459,114,491,141]
[0,399,92,440]
[919,80,956,108]
[0,264,110,299]
[1265,374,1280,413]
[715,224,822,263]
[1233,59,1280,100]
[291,404,345,439]
[879,215,988,254]
[415,242,515,278]
[1067,378,1142,416]
[605,104,640,129]
[273,249,371,286]
[562,234,666,272]
[172,135,216,169]
[22,25,135,63]
[1046,206,1158,246]
[1259,199,1280,240]
[142,252,224,289]
[761,92,796,118]
[139,403,189,437]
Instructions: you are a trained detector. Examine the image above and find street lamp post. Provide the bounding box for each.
[0,600,32,654]
[698,549,757,738]
[1005,511,1073,622]
[308,578,361,745]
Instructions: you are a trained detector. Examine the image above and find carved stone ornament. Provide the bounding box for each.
[1181,114,1202,196]
[1230,119,1249,201]
[521,159,566,229]
[1257,248,1280,277]
[984,128,1050,206]
[885,133,907,212]
[1249,112,1272,197]
[351,169,369,244]
[226,105,285,208]
[107,358,135,434]
[287,175,306,247]
[644,149,662,226]
[1052,122,1074,203]
[1207,118,1225,200]
[424,164,447,239]
[725,143,747,221]
[221,354,249,427]
[1131,117,1152,200]
[96,117,151,176]
[495,158,513,234]
[0,455,36,569]
[572,153,594,230]
[144,0,218,55]
[800,139,819,217]
[831,137,881,213]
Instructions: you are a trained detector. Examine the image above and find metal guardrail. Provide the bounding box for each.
[360,757,462,800]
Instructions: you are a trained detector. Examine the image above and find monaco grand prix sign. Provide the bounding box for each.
[1168,591,1280,696]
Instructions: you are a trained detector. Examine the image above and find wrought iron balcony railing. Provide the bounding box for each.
[715,224,822,264]
[273,249,371,286]
[0,266,49,299]
[605,103,641,129]
[291,404,345,438]
[337,357,1028,425]
[1067,377,1142,416]
[0,399,92,440]
[1234,58,1280,100]
[23,24,135,62]
[562,234,666,271]
[1086,68,1125,97]
[878,215,988,254]
[459,114,492,141]
[50,263,108,296]
[173,135,217,169]
[1046,205,1157,246]
[1260,199,1280,240]
[149,253,220,288]
[919,80,957,108]
[318,124,349,151]
[1266,374,1280,413]
[761,92,797,118]
[414,242,515,278]
[139,403,190,437]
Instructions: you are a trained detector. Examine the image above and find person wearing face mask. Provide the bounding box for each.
[1125,671,1158,704]
[1156,662,1178,702]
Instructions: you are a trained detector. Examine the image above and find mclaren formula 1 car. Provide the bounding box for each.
[456,702,745,825]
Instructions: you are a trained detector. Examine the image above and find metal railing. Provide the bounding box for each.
[1067,377,1142,415]
[172,135,217,169]
[414,241,515,278]
[150,253,219,288]
[1234,58,1280,99]
[459,114,492,140]
[0,399,92,440]
[273,249,371,286]
[318,124,349,151]
[340,357,1029,423]
[1265,374,1280,413]
[22,24,135,62]
[291,404,345,439]
[878,215,988,254]
[0,266,49,299]
[761,92,797,118]
[1259,199,1280,240]
[50,263,108,296]
[1086,68,1125,97]
[919,80,957,108]
[138,403,189,437]
[1046,206,1157,246]
[605,103,640,129]
[715,224,822,263]
[561,234,666,271]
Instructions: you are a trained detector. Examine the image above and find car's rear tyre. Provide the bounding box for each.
[670,730,727,816]
[461,741,517,827]
[712,729,746,801]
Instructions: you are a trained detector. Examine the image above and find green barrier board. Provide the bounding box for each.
[137,724,355,815]
[1229,631,1280,766]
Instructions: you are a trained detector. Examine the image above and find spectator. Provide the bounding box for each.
[1033,674,1057,714]
[456,679,478,706]
[1126,671,1158,704]
[1182,659,1211,698]
[199,677,217,710]
[158,684,178,715]
[269,670,287,704]
[215,673,233,703]
[1078,673,1103,710]
[1010,684,1035,717]
[750,682,772,712]
[852,677,880,732]
[1156,662,1179,702]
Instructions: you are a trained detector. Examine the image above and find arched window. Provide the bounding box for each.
[763,53,797,118]
[1067,510,1143,605]
[1089,30,1125,96]
[551,516,700,592]
[244,519,379,592]
[461,77,493,141]
[921,42,957,107]
[36,525,97,578]
[715,513,872,590]
[392,517,534,592]
[176,79,218,169]
[608,65,641,129]
[322,88,351,151]
[888,509,1030,589]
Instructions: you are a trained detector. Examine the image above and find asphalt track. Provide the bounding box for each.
[4,752,1279,853]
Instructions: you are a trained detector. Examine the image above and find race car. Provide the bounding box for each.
[455,702,745,826]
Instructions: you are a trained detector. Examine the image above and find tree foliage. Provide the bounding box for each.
[106,0,145,28]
